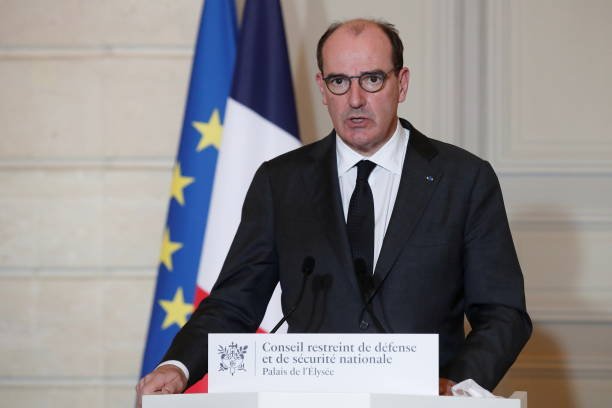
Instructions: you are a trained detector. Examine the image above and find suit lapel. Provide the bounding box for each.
[302,133,357,292]
[372,123,443,287]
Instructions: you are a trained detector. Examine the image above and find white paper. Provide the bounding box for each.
[451,379,498,398]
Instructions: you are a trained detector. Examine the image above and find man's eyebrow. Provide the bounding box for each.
[322,71,346,78]
[360,69,386,75]
[323,69,385,77]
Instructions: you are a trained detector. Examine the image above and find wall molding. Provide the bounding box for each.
[511,355,612,379]
[0,46,192,60]
[508,211,612,227]
[0,266,156,279]
[0,157,173,171]
[428,0,461,146]
[529,307,612,325]
[0,376,136,387]
[484,0,612,175]
[497,166,612,177]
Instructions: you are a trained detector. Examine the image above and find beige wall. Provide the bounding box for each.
[1,0,611,406]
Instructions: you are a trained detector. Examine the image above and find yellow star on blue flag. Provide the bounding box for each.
[194,109,223,151]
[159,287,193,329]
[170,162,195,206]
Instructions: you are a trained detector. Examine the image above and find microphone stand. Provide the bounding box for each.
[270,256,315,333]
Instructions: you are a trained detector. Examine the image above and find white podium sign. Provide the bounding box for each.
[208,333,438,395]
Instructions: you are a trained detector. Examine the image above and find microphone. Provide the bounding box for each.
[305,273,334,332]
[354,258,387,333]
[270,256,315,333]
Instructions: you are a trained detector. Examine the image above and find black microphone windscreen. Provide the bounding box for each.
[302,256,315,276]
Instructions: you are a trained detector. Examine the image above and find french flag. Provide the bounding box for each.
[197,0,300,328]
[192,0,301,388]
[141,0,300,394]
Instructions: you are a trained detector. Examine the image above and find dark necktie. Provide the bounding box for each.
[346,160,376,275]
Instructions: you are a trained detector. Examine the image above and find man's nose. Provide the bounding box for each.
[347,79,366,108]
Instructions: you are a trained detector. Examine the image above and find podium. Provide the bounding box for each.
[143,391,527,408]
[147,334,527,407]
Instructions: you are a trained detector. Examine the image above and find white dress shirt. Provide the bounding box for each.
[336,120,409,270]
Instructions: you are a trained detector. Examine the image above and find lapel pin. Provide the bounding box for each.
[425,176,434,182]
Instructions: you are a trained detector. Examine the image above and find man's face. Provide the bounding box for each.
[316,24,409,156]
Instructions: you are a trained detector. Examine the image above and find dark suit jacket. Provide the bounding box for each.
[165,119,532,390]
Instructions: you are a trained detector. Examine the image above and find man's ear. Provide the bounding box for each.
[315,72,329,106]
[397,67,410,103]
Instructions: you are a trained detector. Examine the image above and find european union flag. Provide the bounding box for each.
[140,0,237,383]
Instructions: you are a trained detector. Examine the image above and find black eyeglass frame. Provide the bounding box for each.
[321,68,399,95]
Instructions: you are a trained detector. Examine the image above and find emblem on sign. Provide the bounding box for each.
[218,342,248,375]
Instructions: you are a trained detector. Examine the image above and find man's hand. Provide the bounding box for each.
[136,364,187,407]
[439,377,457,396]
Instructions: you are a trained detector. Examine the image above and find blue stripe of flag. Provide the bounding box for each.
[231,0,299,139]
[140,0,237,377]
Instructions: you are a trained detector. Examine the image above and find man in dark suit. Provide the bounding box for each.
[137,18,531,401]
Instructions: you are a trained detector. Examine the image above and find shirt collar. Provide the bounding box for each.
[336,119,409,176]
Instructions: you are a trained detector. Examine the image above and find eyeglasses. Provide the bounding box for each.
[322,69,397,95]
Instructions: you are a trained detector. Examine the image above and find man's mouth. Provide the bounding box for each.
[347,115,369,125]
